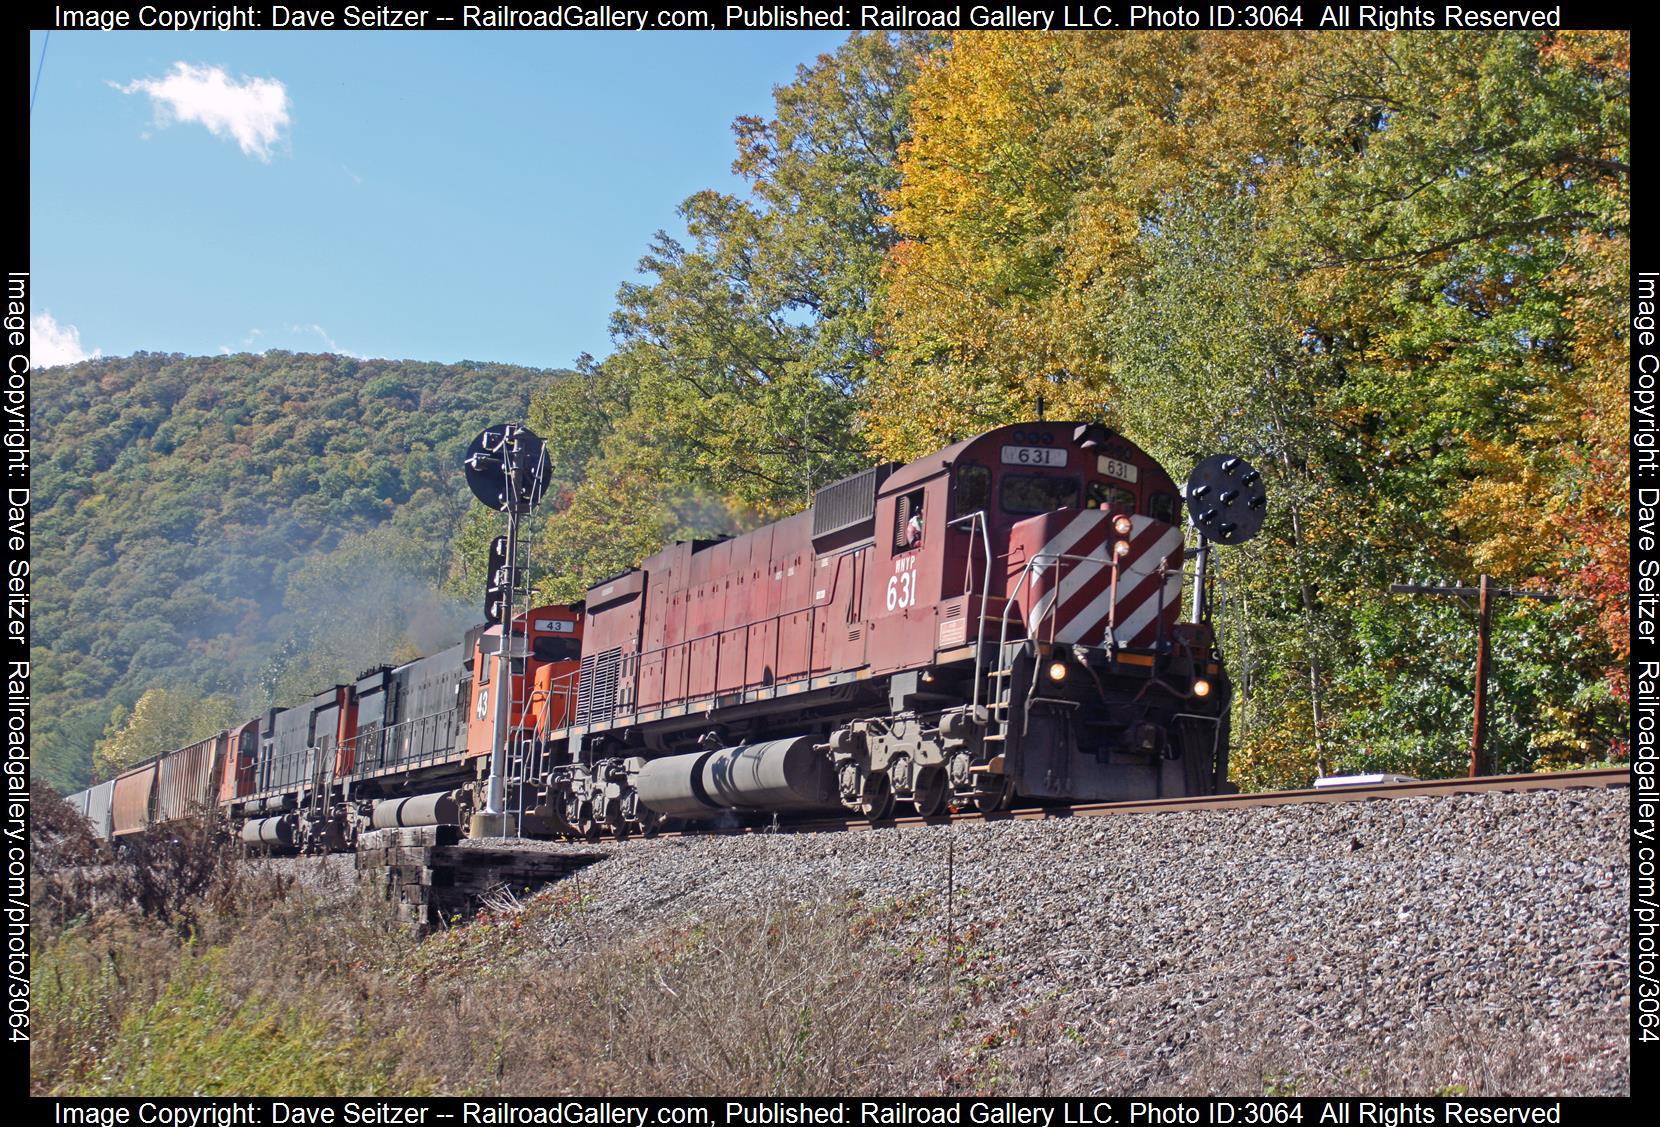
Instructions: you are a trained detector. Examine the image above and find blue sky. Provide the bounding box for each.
[28,30,849,370]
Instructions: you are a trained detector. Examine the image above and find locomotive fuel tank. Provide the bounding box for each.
[635,735,841,819]
[371,790,461,829]
[240,815,294,848]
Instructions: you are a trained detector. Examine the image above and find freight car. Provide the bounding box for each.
[64,420,1252,850]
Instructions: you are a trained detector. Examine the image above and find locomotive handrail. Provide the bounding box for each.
[241,705,473,803]
[996,543,1193,676]
[533,667,581,742]
[352,708,465,778]
[1170,710,1228,784]
[945,509,993,715]
[552,596,839,744]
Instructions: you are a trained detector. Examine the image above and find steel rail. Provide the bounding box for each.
[661,766,1629,839]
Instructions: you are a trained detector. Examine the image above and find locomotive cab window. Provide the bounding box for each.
[1086,480,1136,511]
[1148,490,1177,524]
[894,490,926,552]
[533,635,582,663]
[1001,474,1080,515]
[953,462,991,520]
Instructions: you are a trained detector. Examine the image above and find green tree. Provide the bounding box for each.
[524,33,934,599]
[94,688,242,780]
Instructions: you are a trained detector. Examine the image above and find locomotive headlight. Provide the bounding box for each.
[1048,661,1069,682]
[1112,515,1133,536]
[1192,677,1212,698]
[1113,539,1132,559]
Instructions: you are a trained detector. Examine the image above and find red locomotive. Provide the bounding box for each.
[66,421,1244,849]
[530,419,1231,838]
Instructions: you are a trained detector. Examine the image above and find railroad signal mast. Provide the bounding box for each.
[462,424,551,837]
[1183,454,1268,624]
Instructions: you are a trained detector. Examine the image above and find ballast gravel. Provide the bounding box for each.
[490,787,1629,1096]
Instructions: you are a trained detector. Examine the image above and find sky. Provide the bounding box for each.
[27,29,849,370]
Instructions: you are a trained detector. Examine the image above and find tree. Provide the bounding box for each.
[524,33,934,597]
[94,688,242,780]
[870,29,1629,782]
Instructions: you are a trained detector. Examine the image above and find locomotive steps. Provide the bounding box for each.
[354,825,606,929]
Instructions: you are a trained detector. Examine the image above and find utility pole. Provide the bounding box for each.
[1388,576,1561,777]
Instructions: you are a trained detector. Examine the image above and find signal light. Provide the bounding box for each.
[484,536,510,624]
[1048,661,1069,682]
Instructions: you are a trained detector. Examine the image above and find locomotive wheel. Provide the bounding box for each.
[913,767,949,818]
[557,795,583,839]
[859,774,895,822]
[971,776,1013,814]
[575,804,600,842]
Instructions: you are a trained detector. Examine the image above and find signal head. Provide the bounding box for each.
[1184,454,1267,545]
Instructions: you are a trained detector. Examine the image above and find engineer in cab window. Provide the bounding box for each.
[905,502,924,547]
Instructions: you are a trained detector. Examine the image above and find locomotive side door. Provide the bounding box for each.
[815,544,869,673]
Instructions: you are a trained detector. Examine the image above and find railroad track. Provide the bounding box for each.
[679,766,1630,839]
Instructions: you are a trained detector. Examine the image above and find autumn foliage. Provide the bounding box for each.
[515,31,1628,785]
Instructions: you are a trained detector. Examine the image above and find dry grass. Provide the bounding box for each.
[32,846,960,1096]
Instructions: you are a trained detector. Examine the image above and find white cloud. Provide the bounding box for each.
[288,323,359,357]
[32,313,100,368]
[117,63,290,161]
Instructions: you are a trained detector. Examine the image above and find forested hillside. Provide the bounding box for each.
[32,352,567,789]
[516,30,1628,787]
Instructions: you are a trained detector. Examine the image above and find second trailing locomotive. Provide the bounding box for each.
[67,420,1249,849]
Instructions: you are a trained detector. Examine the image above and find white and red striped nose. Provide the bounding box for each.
[1024,511,1185,648]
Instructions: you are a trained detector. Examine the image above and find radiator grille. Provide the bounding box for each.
[811,463,897,540]
[576,647,623,726]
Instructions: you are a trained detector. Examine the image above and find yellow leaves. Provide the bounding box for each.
[1445,437,1554,579]
[94,689,241,781]
[876,31,1316,451]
